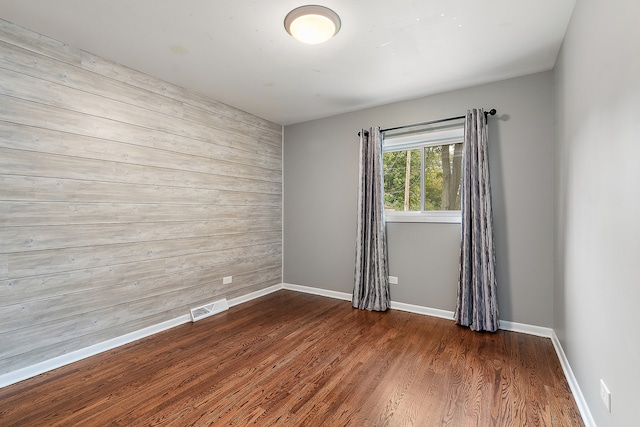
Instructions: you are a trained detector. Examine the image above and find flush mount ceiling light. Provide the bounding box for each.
[284,5,341,44]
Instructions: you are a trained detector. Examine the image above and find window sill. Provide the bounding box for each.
[385,212,461,224]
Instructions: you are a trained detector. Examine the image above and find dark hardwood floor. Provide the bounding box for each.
[0,290,584,426]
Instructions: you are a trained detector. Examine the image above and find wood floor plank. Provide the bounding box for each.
[0,290,584,426]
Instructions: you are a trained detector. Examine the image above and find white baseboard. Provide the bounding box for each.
[0,280,596,427]
[0,314,191,389]
[283,283,554,337]
[499,319,553,338]
[228,284,283,307]
[282,283,351,301]
[283,282,592,427]
[0,284,285,389]
[390,300,454,320]
[551,331,596,427]
[280,285,456,321]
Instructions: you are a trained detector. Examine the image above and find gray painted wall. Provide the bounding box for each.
[554,0,640,425]
[0,19,282,375]
[284,71,556,327]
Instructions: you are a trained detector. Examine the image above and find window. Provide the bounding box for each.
[382,124,464,223]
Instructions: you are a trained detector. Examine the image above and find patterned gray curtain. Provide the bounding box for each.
[353,127,390,311]
[454,109,499,332]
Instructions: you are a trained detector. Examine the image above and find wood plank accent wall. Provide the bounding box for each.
[0,19,282,375]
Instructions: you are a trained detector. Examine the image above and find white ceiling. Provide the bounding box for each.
[0,1,575,125]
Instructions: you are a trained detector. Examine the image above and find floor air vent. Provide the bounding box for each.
[190,298,229,322]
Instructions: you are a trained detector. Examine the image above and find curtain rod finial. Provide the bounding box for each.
[483,109,497,123]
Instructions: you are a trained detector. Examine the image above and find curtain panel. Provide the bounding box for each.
[353,127,390,311]
[455,109,499,332]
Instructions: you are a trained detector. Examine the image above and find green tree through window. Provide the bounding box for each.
[383,126,463,214]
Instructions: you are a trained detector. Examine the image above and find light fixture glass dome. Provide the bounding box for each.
[284,5,341,44]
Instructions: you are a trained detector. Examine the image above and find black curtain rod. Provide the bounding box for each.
[359,109,497,137]
[382,108,497,133]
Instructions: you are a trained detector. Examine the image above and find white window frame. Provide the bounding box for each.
[382,126,464,224]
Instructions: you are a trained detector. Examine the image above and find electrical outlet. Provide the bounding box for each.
[600,379,611,412]
[223,276,232,285]
[388,276,398,285]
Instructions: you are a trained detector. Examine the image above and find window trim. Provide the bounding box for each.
[382,125,464,223]
[385,211,461,223]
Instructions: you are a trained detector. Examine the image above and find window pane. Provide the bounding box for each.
[383,149,421,211]
[424,143,462,211]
